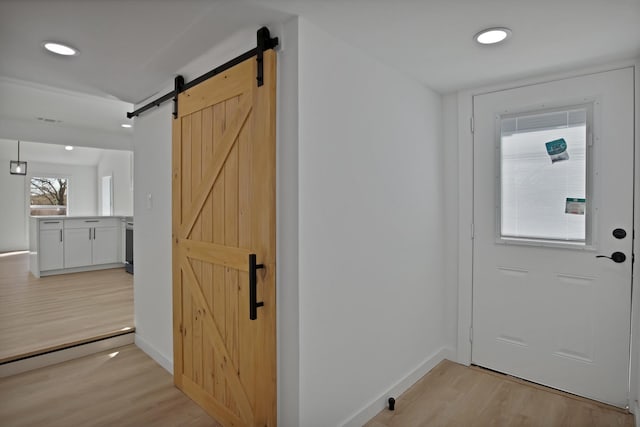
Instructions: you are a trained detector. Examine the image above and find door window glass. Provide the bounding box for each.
[500,107,588,243]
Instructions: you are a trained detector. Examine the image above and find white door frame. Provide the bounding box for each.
[455,61,640,410]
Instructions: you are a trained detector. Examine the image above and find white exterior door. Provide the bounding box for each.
[472,68,634,407]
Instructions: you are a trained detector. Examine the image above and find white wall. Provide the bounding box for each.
[132,101,174,371]
[276,17,301,427]
[30,161,98,217]
[0,168,27,252]
[297,19,447,426]
[442,93,459,354]
[0,159,97,252]
[97,149,133,216]
[632,61,640,420]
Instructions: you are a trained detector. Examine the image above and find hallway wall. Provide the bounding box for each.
[297,18,449,426]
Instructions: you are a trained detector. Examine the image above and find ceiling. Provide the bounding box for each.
[0,0,292,104]
[0,77,133,134]
[0,0,638,151]
[1,0,637,101]
[259,0,640,93]
[0,139,110,166]
[0,0,290,150]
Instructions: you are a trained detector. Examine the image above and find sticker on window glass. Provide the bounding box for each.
[546,138,569,163]
[565,198,585,215]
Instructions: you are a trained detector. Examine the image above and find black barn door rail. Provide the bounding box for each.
[127,27,278,119]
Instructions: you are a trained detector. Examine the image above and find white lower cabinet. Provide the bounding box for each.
[64,228,93,268]
[92,227,120,265]
[63,218,121,268]
[31,217,124,277]
[39,228,64,271]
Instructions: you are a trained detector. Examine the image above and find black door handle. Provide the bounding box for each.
[249,254,264,320]
[596,252,626,263]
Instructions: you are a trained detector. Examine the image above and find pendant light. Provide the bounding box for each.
[9,140,27,175]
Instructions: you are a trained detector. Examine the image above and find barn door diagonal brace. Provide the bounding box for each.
[126,26,279,119]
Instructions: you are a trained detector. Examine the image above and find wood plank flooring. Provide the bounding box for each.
[0,251,134,363]
[366,359,634,427]
[0,344,220,427]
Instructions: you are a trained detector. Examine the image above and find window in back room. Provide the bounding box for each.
[30,176,68,216]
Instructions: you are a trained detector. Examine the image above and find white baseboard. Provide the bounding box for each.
[135,333,173,374]
[0,332,134,378]
[339,346,454,427]
[40,263,124,277]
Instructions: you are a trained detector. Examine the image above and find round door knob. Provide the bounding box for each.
[611,252,626,263]
[596,252,626,263]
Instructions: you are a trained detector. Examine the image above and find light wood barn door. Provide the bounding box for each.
[172,51,276,427]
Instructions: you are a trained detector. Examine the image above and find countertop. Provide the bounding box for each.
[31,215,131,220]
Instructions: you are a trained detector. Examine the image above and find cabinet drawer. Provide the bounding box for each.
[65,218,120,229]
[39,220,63,230]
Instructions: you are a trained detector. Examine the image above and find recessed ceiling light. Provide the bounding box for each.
[43,41,78,56]
[474,27,512,45]
[65,146,74,151]
[121,123,133,128]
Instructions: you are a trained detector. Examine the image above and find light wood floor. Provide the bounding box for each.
[366,359,634,427]
[0,344,220,427]
[0,251,134,363]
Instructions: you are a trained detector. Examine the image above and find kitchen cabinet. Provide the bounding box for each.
[92,226,120,264]
[30,216,125,277]
[63,228,93,268]
[64,218,121,268]
[39,220,64,271]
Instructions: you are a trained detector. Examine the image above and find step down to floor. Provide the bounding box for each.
[0,330,135,378]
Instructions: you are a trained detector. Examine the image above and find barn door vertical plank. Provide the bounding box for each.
[224,95,240,414]
[191,110,203,386]
[211,100,227,404]
[201,106,214,395]
[172,116,183,386]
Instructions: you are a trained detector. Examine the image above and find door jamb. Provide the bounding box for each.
[455,61,639,409]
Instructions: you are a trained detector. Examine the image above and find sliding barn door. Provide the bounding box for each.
[172,51,276,426]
